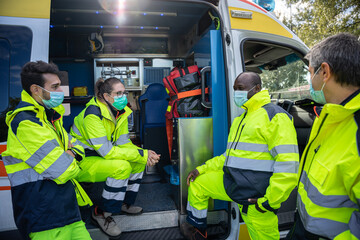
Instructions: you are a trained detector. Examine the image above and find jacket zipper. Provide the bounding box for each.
[233,124,246,151]
[43,110,66,150]
[225,111,247,167]
[307,145,321,171]
[298,114,328,185]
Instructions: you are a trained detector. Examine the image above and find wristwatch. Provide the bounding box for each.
[70,148,83,161]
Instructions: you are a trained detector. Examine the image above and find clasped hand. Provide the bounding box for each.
[147,150,160,166]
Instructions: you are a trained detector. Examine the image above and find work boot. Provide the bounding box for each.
[121,203,143,215]
[180,222,207,240]
[91,206,121,238]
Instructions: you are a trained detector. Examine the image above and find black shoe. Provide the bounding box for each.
[180,222,207,240]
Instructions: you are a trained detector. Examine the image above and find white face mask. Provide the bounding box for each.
[233,85,256,107]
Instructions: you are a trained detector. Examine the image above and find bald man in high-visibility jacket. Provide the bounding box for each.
[181,72,299,240]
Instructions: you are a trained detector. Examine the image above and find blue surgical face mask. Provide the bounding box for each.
[309,67,326,104]
[37,85,64,109]
[110,95,128,110]
[233,85,256,108]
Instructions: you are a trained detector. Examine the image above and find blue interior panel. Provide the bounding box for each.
[210,30,228,156]
[210,30,228,210]
[54,61,94,131]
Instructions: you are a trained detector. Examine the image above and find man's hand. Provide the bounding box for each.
[248,198,266,213]
[66,150,75,158]
[147,150,160,167]
[186,169,200,186]
[68,140,74,149]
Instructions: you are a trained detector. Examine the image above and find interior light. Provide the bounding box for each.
[118,0,126,11]
[50,25,54,28]
[116,14,126,23]
[53,9,177,17]
[53,24,170,31]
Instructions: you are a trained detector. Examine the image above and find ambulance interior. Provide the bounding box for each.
[48,0,314,238]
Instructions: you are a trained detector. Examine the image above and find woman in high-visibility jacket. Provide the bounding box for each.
[70,78,160,238]
[287,33,360,240]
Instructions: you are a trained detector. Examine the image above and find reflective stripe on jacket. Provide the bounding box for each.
[1,90,84,237]
[197,90,299,212]
[297,92,360,239]
[70,97,148,164]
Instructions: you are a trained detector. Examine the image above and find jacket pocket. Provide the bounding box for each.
[309,159,329,186]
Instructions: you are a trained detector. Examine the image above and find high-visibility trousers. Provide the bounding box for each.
[76,156,146,213]
[187,170,280,240]
[29,221,91,240]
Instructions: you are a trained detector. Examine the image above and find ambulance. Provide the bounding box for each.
[0,0,312,239]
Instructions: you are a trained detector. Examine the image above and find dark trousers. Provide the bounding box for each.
[286,211,330,240]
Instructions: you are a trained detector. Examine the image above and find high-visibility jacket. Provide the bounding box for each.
[2,90,85,238]
[297,91,360,239]
[197,90,299,212]
[70,97,148,164]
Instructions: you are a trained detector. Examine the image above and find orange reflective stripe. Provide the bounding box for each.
[0,145,6,154]
[177,88,209,99]
[0,161,7,177]
[0,186,11,191]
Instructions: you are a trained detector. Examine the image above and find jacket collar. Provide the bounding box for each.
[89,97,132,121]
[6,90,64,126]
[242,90,271,112]
[319,91,360,123]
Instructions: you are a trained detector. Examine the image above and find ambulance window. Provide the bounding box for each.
[0,25,32,142]
[0,39,10,113]
[242,41,310,101]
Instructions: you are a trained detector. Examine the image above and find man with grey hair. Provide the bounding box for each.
[287,33,360,239]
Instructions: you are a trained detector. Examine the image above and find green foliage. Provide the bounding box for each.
[260,60,310,100]
[283,0,360,47]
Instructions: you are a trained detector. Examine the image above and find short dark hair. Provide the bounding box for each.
[21,61,60,94]
[306,33,360,87]
[95,77,123,100]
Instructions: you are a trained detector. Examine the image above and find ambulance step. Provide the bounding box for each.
[114,210,179,232]
[88,223,227,240]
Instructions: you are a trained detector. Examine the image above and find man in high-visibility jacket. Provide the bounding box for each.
[287,33,360,240]
[1,61,91,240]
[181,72,299,240]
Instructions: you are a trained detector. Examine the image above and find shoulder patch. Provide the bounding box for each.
[354,110,360,156]
[11,111,42,135]
[262,103,292,121]
[84,105,102,120]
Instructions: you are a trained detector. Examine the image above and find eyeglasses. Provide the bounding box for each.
[111,91,128,98]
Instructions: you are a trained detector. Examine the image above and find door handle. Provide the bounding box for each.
[200,66,212,108]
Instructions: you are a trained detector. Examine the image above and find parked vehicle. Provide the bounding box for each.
[0,0,312,239]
